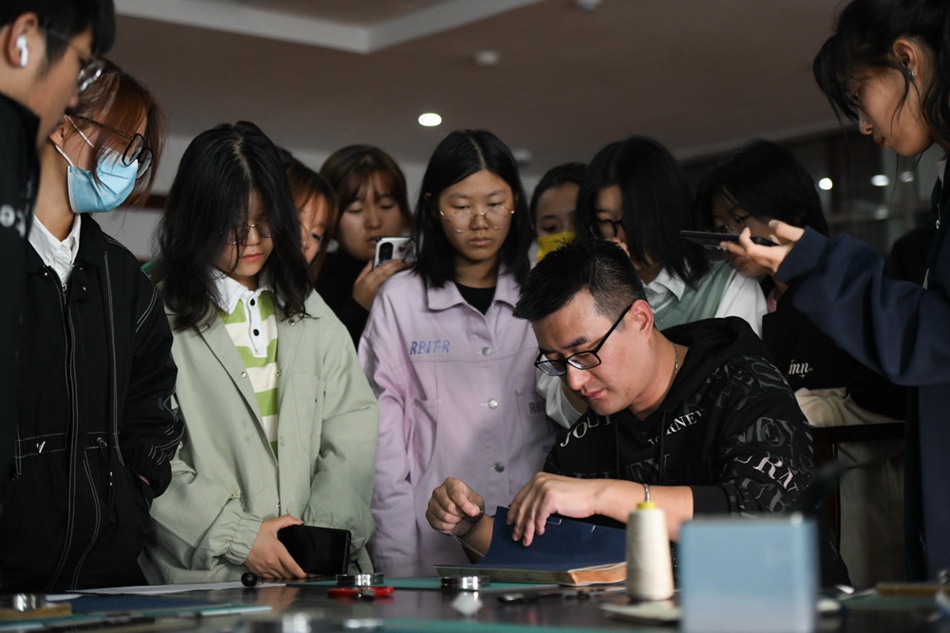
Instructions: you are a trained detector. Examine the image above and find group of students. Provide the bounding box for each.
[3,0,950,592]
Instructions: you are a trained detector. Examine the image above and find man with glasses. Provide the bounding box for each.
[427,240,817,564]
[0,1,115,519]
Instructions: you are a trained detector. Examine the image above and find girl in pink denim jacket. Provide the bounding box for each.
[359,130,558,576]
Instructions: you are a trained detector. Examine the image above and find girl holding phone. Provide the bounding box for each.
[725,0,950,580]
[318,146,411,344]
[143,122,378,582]
[359,130,556,576]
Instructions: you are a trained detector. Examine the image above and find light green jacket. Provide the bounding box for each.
[141,292,379,582]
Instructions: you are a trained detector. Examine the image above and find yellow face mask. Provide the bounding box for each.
[536,231,576,261]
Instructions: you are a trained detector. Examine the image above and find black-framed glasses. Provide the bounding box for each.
[590,217,625,240]
[43,29,104,93]
[439,203,515,233]
[712,205,753,236]
[228,221,273,245]
[534,303,633,377]
[72,115,153,179]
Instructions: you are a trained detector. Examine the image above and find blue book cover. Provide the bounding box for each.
[435,507,626,585]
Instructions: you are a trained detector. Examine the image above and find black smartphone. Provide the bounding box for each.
[278,525,351,575]
[679,230,775,250]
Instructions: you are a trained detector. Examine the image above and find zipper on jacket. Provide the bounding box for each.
[97,436,115,521]
[45,268,78,591]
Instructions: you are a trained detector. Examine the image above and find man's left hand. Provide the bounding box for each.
[506,473,602,546]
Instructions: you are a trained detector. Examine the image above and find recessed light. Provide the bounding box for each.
[418,112,442,127]
[512,148,533,165]
[474,50,500,66]
[575,0,601,10]
[818,178,833,191]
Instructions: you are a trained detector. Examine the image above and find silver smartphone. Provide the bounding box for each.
[373,237,416,268]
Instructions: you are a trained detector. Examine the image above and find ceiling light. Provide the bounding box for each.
[818,178,833,191]
[474,50,500,67]
[512,148,533,165]
[418,112,442,127]
[575,0,602,10]
[871,174,890,187]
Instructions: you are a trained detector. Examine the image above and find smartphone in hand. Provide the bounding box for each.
[277,524,351,575]
[679,230,775,251]
[373,237,416,268]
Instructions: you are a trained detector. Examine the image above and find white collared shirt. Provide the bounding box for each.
[210,270,273,358]
[644,266,686,308]
[28,214,82,285]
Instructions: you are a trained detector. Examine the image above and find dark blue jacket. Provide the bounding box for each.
[777,167,950,580]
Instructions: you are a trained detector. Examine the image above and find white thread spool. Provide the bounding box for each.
[626,501,674,600]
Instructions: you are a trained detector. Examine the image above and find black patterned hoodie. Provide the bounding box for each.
[545,316,813,517]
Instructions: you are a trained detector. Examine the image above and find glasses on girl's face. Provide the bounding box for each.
[71,115,153,179]
[439,203,514,233]
[43,30,105,93]
[228,221,273,245]
[534,303,633,377]
[712,207,753,236]
[590,217,624,240]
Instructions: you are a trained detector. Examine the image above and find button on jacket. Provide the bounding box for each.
[360,269,557,577]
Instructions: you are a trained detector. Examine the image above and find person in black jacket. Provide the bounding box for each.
[427,241,830,574]
[0,59,181,592]
[317,145,411,344]
[0,0,115,520]
[696,139,907,586]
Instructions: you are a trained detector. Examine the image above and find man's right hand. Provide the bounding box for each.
[426,477,485,537]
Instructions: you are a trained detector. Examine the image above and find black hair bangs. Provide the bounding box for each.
[814,36,862,123]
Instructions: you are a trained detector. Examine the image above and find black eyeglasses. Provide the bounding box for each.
[712,205,753,236]
[43,29,104,93]
[534,303,633,377]
[590,217,625,240]
[72,115,153,179]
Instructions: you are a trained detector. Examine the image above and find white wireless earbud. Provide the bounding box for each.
[15,35,28,67]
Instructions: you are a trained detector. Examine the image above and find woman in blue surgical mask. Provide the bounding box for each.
[2,59,179,592]
[39,59,161,232]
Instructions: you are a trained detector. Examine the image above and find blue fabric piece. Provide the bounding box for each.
[473,507,626,571]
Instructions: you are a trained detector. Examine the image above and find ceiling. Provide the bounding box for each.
[109,0,846,187]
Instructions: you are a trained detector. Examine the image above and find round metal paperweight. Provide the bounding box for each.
[0,594,47,612]
[440,575,491,591]
[336,573,385,587]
